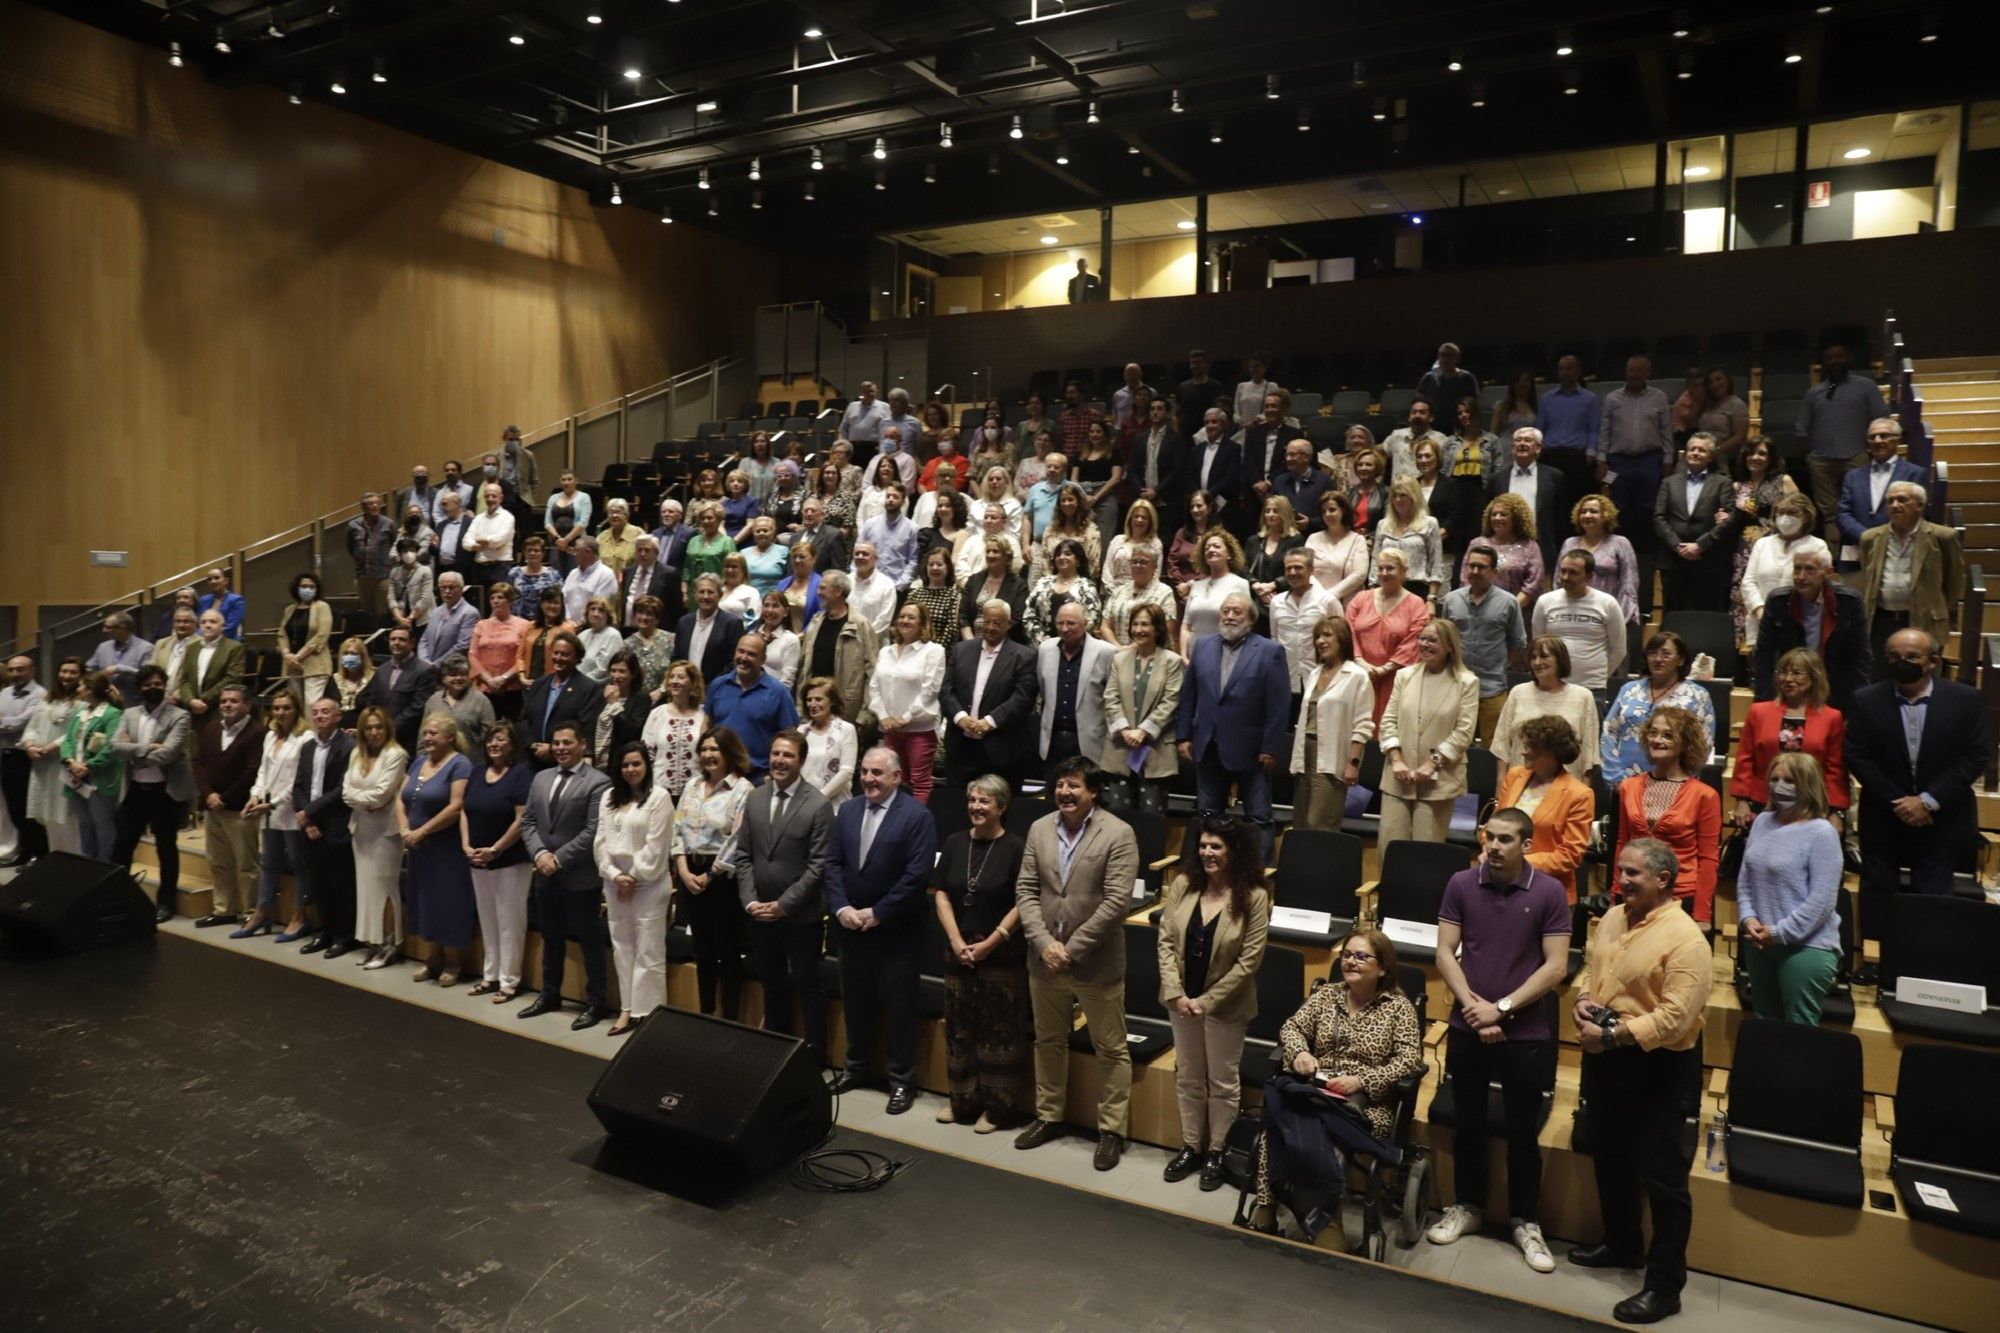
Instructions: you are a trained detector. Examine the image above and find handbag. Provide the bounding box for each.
[1717,826,1747,880]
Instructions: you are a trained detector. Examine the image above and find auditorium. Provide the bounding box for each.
[5,0,2000,1327]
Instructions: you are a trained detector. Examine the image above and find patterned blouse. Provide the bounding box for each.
[1101,579,1178,645]
[908,583,963,645]
[625,630,675,695]
[1599,678,1717,784]
[1023,575,1104,644]
[642,707,706,806]
[1276,982,1423,1141]
[1464,538,1544,600]
[669,772,750,860]
[508,564,562,609]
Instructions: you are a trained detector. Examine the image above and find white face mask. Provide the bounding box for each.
[1776,514,1803,537]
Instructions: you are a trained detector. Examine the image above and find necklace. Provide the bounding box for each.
[963,832,998,907]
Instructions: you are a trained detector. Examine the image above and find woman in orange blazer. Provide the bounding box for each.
[1729,646,1848,826]
[1615,705,1723,923]
[1492,714,1594,902]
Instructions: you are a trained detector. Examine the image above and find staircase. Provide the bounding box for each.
[1914,355,2000,572]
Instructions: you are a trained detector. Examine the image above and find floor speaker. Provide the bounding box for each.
[0,853,157,953]
[587,1009,832,1189]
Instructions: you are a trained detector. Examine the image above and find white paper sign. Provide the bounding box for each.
[1894,976,1987,1014]
[1382,918,1440,952]
[1914,1182,1960,1213]
[1270,906,1334,935]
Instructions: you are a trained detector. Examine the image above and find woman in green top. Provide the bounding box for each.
[681,499,737,600]
[59,668,125,860]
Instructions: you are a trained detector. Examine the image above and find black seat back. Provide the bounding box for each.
[1248,945,1306,1043]
[1275,830,1363,919]
[1730,1019,1862,1149]
[1375,841,1471,927]
[1893,1044,2000,1177]
[1661,610,1738,678]
[1124,921,1168,1021]
[1880,895,2000,995]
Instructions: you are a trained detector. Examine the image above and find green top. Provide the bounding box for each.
[60,701,125,799]
[683,532,738,590]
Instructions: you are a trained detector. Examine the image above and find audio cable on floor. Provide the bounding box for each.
[792,1089,910,1193]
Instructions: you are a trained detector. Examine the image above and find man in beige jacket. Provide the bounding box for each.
[1012,756,1141,1170]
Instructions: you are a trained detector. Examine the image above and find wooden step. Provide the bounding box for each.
[1912,379,2000,402]
[1952,479,2000,503]
[1912,356,2000,375]
[1928,408,2000,431]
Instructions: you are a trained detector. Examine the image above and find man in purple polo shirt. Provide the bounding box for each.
[1426,808,1572,1273]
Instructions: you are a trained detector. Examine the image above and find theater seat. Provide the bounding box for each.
[1369,840,1471,964]
[1571,1030,1704,1160]
[1723,1020,1864,1207]
[1239,946,1307,1089]
[1268,830,1362,945]
[1070,923,1173,1063]
[1890,1044,2000,1240]
[1875,896,2000,1047]
[1426,993,1559,1134]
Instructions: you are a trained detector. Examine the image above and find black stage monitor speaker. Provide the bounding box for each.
[587,1010,832,1188]
[0,853,157,953]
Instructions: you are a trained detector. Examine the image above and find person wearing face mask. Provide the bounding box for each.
[388,537,436,634]
[398,466,437,531]
[108,665,195,923]
[278,573,334,691]
[346,491,395,625]
[499,425,540,505]
[1738,495,1829,652]
[1735,752,1844,1024]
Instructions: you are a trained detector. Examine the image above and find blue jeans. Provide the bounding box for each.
[1193,747,1275,863]
[258,828,305,911]
[75,791,119,860]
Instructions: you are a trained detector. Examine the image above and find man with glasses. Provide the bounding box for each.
[1834,417,1924,567]
[1752,548,1870,712]
[1858,481,1963,682]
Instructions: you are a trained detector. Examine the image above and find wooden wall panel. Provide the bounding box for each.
[0,1,783,612]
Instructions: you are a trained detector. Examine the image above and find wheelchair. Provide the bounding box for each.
[1225,963,1433,1262]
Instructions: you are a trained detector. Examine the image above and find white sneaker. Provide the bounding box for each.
[1426,1203,1482,1245]
[1513,1220,1556,1273]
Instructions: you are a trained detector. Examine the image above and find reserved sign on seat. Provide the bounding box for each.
[1893,976,1987,1014]
[1382,918,1439,952]
[1270,906,1333,935]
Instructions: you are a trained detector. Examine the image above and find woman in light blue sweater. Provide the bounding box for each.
[1736,751,1844,1024]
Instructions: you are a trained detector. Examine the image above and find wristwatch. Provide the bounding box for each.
[1495,996,1515,1019]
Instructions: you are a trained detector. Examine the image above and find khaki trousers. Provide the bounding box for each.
[1476,692,1506,748]
[1294,735,1347,832]
[1169,1010,1250,1151]
[204,809,261,915]
[1029,968,1131,1135]
[1378,795,1455,845]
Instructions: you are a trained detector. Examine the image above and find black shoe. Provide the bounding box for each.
[1163,1147,1202,1182]
[885,1085,916,1115]
[1570,1244,1646,1270]
[1613,1289,1680,1324]
[1198,1152,1226,1191]
[517,993,562,1019]
[827,1070,866,1096]
[1014,1119,1062,1151]
[193,913,239,929]
[324,940,353,959]
[154,906,174,924]
[570,1006,607,1031]
[300,936,329,954]
[1093,1132,1124,1171]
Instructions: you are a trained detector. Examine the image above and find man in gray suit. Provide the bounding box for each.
[517,721,615,1029]
[1035,602,1115,784]
[725,728,835,1060]
[108,663,194,922]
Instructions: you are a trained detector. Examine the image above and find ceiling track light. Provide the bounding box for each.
[924,162,937,184]
[213,28,231,54]
[986,152,1000,176]
[1783,47,1803,65]
[707,197,718,217]
[750,188,762,210]
[810,146,824,171]
[804,178,816,200]
[660,205,672,223]
[873,136,887,160]
[1054,140,1069,164]
[1469,80,1487,107]
[1671,8,1691,38]
[1296,106,1310,132]
[287,87,303,104]
[1677,51,1694,79]
[371,56,386,84]
[1009,113,1023,140]
[1084,100,1100,125]
[1264,74,1279,100]
[586,11,602,25]
[1371,96,1387,122]
[1126,143,1140,155]
[873,170,886,191]
[1555,29,1575,57]
[939,122,952,148]
[609,182,622,205]
[330,75,347,94]
[1447,50,1464,72]
[1209,119,1224,144]
[267,18,284,38]
[748,156,761,181]
[697,166,710,190]
[509,31,526,46]
[1351,59,1367,87]
[1170,88,1183,113]
[803,25,823,39]
[1563,69,1580,95]
[167,40,184,68]
[623,65,642,80]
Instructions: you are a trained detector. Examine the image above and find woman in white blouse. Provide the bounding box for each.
[1179,530,1251,655]
[671,728,754,1020]
[853,454,904,533]
[967,464,1023,533]
[717,553,761,627]
[868,602,947,805]
[343,705,409,969]
[801,677,858,805]
[1739,493,1830,650]
[755,590,802,689]
[1304,491,1370,604]
[234,688,310,938]
[957,501,1024,585]
[1376,619,1481,844]
[1371,478,1446,600]
[573,597,625,681]
[597,740,675,1037]
[1288,617,1376,832]
[1103,499,1165,588]
[1489,634,1602,782]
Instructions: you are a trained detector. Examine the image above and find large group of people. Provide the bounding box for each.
[0,342,1987,1328]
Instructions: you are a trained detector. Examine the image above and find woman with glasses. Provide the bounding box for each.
[1599,630,1716,786]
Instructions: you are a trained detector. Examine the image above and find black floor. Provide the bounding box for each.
[0,934,1593,1331]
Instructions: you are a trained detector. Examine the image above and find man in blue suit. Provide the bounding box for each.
[825,746,938,1114]
[1176,591,1292,860]
[1835,417,1924,564]
[1185,408,1243,529]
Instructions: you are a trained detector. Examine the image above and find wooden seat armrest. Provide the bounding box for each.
[1424,1019,1448,1051]
[1862,939,1881,964]
[1874,1094,1896,1135]
[1148,854,1180,873]
[1356,879,1379,899]
[1707,1067,1730,1100]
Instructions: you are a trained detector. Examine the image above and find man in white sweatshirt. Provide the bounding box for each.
[1531,550,1627,693]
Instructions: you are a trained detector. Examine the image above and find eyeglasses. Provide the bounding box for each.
[1339,950,1376,963]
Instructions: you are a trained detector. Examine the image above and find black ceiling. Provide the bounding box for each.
[35,0,1997,251]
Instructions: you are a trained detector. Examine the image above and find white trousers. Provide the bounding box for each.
[606,875,671,1016]
[471,863,534,988]
[353,821,406,947]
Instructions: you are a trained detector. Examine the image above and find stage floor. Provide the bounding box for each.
[1,933,1597,1332]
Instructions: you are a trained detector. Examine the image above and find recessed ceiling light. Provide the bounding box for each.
[1626,235,1637,242]
[1672,26,1691,38]
[623,66,642,80]
[873,137,887,160]
[509,32,526,46]
[586,12,602,25]
[803,26,823,39]
[810,146,824,170]
[1009,114,1023,140]
[1685,165,1712,177]
[1496,188,1514,196]
[1176,219,1196,231]
[695,100,719,113]
[1040,235,1058,245]
[1843,146,1872,159]
[1784,51,1803,64]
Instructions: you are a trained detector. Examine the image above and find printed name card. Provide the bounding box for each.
[1893,976,1986,1014]
[1270,907,1334,935]
[1382,918,1440,952]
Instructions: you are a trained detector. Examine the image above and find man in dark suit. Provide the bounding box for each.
[397,465,436,533]
[516,720,615,1028]
[520,633,604,766]
[1269,437,1331,523]
[1065,257,1101,304]
[620,534,677,628]
[1176,591,1292,861]
[724,729,835,1060]
[1126,396,1188,533]
[1753,548,1871,711]
[1237,391,1302,536]
[1843,628,1991,951]
[788,498,850,573]
[940,599,1039,788]
[190,684,265,929]
[672,574,745,684]
[1487,426,1571,578]
[1835,418,1926,566]
[650,497,695,588]
[291,694,358,956]
[430,489,475,583]
[1185,408,1242,528]
[1651,431,1738,614]
[355,626,437,757]
[825,746,938,1113]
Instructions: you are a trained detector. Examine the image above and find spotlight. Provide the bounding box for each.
[1556,29,1575,56]
[1351,59,1367,87]
[1085,100,1100,125]
[923,162,936,184]
[1127,143,1140,155]
[509,32,526,46]
[1677,51,1695,79]
[1176,219,1196,231]
[1815,3,1833,11]
[267,19,284,38]
[168,40,183,68]
[1040,235,1058,245]
[1783,48,1803,65]
[610,183,622,205]
[1410,214,1424,225]
[811,147,823,170]
[987,153,1000,176]
[1171,89,1184,113]
[330,76,347,94]
[1209,119,1223,144]
[587,11,602,24]
[708,197,718,217]
[698,167,710,190]
[1372,97,1387,122]
[1563,69,1580,95]
[213,29,231,54]
[803,26,823,39]
[660,205,672,223]
[751,189,762,210]
[1296,106,1310,132]
[1009,114,1023,140]
[1265,74,1280,100]
[874,171,885,191]
[1447,50,1464,72]
[804,178,815,201]
[288,89,302,104]
[623,66,642,80]
[1469,81,1487,107]
[873,136,887,160]
[1685,165,1712,177]
[748,156,761,181]
[695,100,718,113]
[939,122,952,148]
[1054,140,1069,164]
[371,57,386,84]
[1843,146,1872,159]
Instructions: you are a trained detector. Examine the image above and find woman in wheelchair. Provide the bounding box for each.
[1248,927,1422,1235]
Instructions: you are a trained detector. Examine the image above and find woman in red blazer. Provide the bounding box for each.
[1615,705,1722,923]
[1492,715,1595,903]
[1729,647,1848,825]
